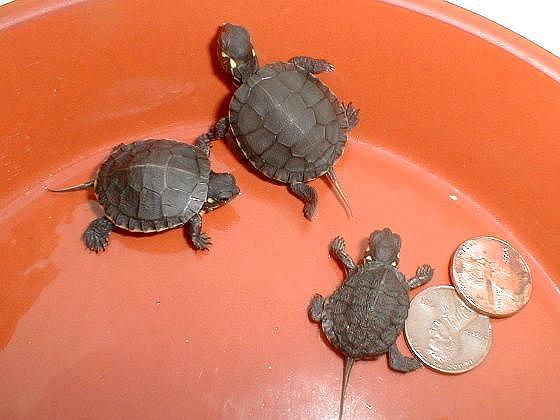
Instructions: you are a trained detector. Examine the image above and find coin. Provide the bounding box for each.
[451,236,532,317]
[405,286,492,374]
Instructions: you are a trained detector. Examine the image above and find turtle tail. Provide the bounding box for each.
[47,180,94,192]
[326,168,352,218]
[339,357,355,420]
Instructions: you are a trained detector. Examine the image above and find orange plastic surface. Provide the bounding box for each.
[0,1,559,418]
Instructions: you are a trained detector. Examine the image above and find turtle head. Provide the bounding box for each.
[218,23,258,85]
[204,171,240,211]
[366,228,401,267]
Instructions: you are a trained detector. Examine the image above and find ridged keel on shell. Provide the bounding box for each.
[323,264,410,359]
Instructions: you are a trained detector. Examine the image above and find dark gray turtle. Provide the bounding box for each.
[211,23,359,219]
[309,228,434,419]
[48,123,239,252]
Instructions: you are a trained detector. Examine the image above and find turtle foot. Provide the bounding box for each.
[289,56,334,74]
[289,181,318,220]
[309,294,325,322]
[83,217,113,252]
[388,343,423,372]
[343,102,360,130]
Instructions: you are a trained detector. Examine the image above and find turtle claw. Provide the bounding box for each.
[416,264,434,281]
[192,232,212,250]
[84,233,109,253]
[289,56,334,74]
[331,236,346,254]
[289,181,318,221]
[309,294,325,323]
[388,343,423,372]
[331,235,356,272]
[408,264,434,289]
[303,204,316,220]
[83,217,113,253]
[390,353,423,373]
[343,102,360,130]
[315,59,334,73]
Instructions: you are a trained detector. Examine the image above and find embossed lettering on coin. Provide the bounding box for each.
[451,236,532,317]
[405,286,492,374]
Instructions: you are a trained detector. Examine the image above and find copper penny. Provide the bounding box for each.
[451,236,532,317]
[405,286,492,374]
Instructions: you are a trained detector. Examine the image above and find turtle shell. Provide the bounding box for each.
[95,139,210,232]
[321,262,410,359]
[229,62,349,183]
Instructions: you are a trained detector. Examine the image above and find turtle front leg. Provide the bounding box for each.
[194,117,230,154]
[408,264,434,289]
[330,236,356,274]
[388,343,422,372]
[186,213,211,250]
[288,181,318,220]
[343,102,360,130]
[83,216,114,252]
[289,56,334,74]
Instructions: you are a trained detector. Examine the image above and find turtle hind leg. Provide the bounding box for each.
[289,56,334,74]
[388,343,422,372]
[186,213,211,250]
[288,181,318,220]
[308,294,325,322]
[83,216,114,252]
[194,117,230,154]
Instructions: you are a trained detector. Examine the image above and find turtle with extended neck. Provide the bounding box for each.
[309,228,434,419]
[210,23,359,219]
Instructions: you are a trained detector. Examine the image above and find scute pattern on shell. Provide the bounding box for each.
[95,140,210,232]
[322,262,410,359]
[229,62,349,183]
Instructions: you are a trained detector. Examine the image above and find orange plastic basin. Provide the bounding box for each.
[1,1,559,418]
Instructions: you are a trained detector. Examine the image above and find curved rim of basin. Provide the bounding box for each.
[1,0,559,281]
[2,0,559,79]
[1,1,560,418]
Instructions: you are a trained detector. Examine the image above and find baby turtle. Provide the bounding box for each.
[212,23,359,219]
[48,124,239,252]
[309,228,434,419]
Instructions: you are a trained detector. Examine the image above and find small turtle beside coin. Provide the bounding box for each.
[309,228,434,419]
